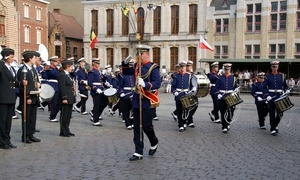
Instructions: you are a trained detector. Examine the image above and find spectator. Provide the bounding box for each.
[297,78,300,94]
[243,70,251,86]
[288,78,295,95]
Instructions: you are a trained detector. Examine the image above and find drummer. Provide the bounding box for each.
[251,72,268,130]
[171,61,195,132]
[265,61,289,136]
[215,63,238,133]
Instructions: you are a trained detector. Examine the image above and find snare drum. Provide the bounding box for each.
[180,94,198,109]
[274,95,294,112]
[104,88,119,105]
[224,92,243,108]
[40,84,55,102]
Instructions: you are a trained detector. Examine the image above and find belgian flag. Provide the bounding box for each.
[90,29,98,50]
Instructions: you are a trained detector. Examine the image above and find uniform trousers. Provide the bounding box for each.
[92,94,107,123]
[123,98,133,127]
[175,100,185,128]
[50,91,61,119]
[60,104,73,134]
[210,94,220,120]
[255,103,269,127]
[268,100,282,131]
[133,108,158,155]
[21,104,37,137]
[0,104,14,145]
[75,90,88,112]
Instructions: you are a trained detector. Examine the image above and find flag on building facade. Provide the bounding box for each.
[199,36,214,51]
[90,29,98,50]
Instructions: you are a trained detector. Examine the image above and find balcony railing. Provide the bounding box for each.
[129,33,151,42]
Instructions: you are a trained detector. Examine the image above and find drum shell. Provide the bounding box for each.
[40,84,55,102]
[104,88,119,105]
[180,94,198,109]
[274,95,294,112]
[224,92,243,108]
[195,75,210,98]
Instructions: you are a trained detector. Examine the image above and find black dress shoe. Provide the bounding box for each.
[59,133,70,137]
[8,143,17,148]
[129,155,143,161]
[1,144,11,149]
[22,137,32,144]
[149,144,158,156]
[29,135,41,142]
[35,129,40,132]
[68,132,75,136]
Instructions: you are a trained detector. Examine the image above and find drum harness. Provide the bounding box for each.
[181,74,199,120]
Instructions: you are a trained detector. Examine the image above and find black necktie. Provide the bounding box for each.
[9,66,15,77]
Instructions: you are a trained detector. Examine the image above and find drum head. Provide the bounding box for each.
[40,84,55,99]
[104,88,117,96]
[274,95,286,102]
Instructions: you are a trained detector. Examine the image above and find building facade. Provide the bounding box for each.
[82,0,210,72]
[0,0,19,59]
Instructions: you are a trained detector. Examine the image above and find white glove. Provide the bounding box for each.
[234,88,239,93]
[266,96,272,101]
[96,88,102,94]
[105,82,111,87]
[257,97,263,101]
[285,90,290,94]
[174,92,179,96]
[191,87,196,92]
[138,78,145,87]
[217,94,222,100]
[83,80,87,85]
[120,93,125,98]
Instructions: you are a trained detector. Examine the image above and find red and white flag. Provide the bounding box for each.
[199,36,214,51]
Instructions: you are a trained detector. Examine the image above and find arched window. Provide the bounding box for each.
[153,6,161,35]
[91,10,98,34]
[171,5,179,34]
[137,7,145,35]
[106,9,114,36]
[152,47,160,66]
[188,47,197,71]
[107,48,114,68]
[170,47,178,71]
[0,15,5,36]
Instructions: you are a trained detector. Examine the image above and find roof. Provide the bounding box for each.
[210,0,237,10]
[48,10,83,40]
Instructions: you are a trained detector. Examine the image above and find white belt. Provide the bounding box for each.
[93,82,103,86]
[268,89,283,92]
[176,88,189,92]
[124,87,135,90]
[48,79,58,83]
[211,84,216,86]
[220,90,233,93]
[255,92,263,95]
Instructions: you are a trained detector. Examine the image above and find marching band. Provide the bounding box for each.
[0,46,295,164]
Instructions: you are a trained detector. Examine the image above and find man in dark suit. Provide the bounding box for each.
[58,60,75,137]
[17,51,41,143]
[0,48,25,149]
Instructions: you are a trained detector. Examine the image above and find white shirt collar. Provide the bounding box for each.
[64,70,69,75]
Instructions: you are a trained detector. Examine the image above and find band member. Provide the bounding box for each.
[185,60,198,127]
[74,57,89,115]
[215,63,238,133]
[0,48,25,149]
[39,61,51,111]
[265,61,289,136]
[171,61,195,132]
[111,68,121,116]
[104,65,114,115]
[171,64,180,121]
[119,57,135,130]
[17,51,41,143]
[129,45,160,161]
[207,62,221,123]
[58,60,75,137]
[87,58,108,126]
[46,56,60,122]
[251,72,268,129]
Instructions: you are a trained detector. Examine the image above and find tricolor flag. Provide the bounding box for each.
[90,29,98,50]
[199,36,214,51]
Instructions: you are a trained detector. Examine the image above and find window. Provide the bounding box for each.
[245,45,251,54]
[73,47,78,59]
[171,5,179,34]
[270,44,276,54]
[153,6,161,35]
[298,0,300,9]
[188,47,197,71]
[223,46,228,55]
[0,15,5,36]
[216,19,221,33]
[270,1,286,31]
[269,44,285,58]
[296,43,300,53]
[91,10,98,35]
[106,9,113,36]
[215,46,220,54]
[245,45,260,58]
[92,48,98,58]
[278,44,285,54]
[189,4,197,34]
[55,46,60,57]
[107,48,114,68]
[170,47,178,71]
[137,7,145,35]
[36,8,41,20]
[254,45,260,54]
[152,47,160,66]
[55,33,60,40]
[66,40,70,56]
[246,3,261,32]
[24,5,29,18]
[121,48,129,62]
[82,48,84,57]
[297,12,300,29]
[122,13,129,36]
[223,19,228,33]
[247,4,253,13]
[25,26,29,43]
[36,29,41,44]
[214,45,228,59]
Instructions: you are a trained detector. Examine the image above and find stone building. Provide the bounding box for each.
[0,0,19,59]
[82,0,209,72]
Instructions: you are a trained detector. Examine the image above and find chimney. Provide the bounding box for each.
[53,9,61,14]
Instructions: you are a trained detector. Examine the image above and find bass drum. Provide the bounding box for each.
[195,74,210,98]
[40,84,55,102]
